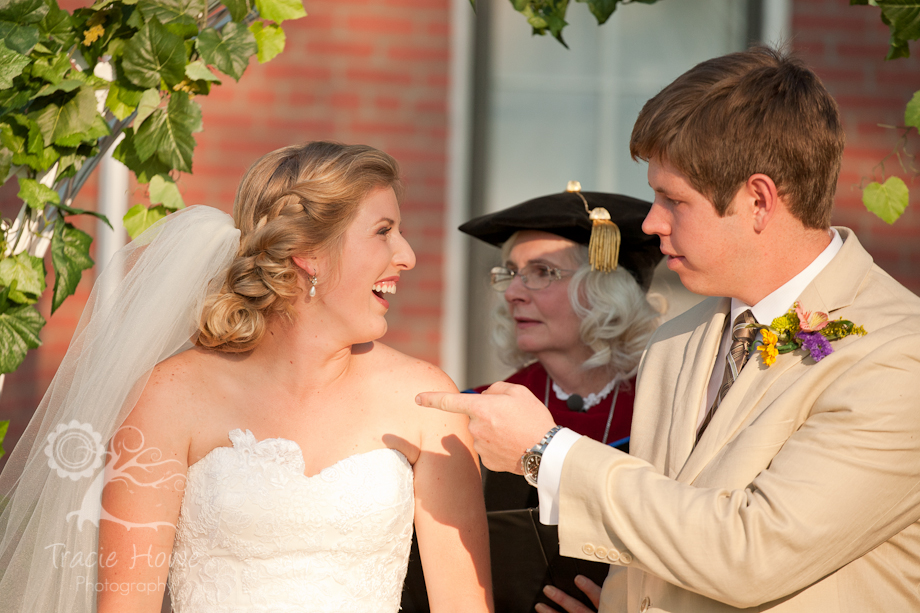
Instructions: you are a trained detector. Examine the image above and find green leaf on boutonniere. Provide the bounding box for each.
[51,220,94,314]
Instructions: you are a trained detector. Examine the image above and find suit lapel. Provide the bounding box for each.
[674,228,874,484]
[664,298,729,477]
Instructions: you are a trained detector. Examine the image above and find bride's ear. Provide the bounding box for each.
[292,256,315,277]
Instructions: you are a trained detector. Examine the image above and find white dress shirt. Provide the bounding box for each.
[537,229,843,525]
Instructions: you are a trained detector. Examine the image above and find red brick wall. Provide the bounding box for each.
[4,1,919,464]
[0,0,451,461]
[794,1,920,291]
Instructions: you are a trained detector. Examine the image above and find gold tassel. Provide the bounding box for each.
[566,181,620,272]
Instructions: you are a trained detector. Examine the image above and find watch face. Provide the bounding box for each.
[523,452,541,486]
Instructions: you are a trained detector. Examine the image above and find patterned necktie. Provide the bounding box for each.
[696,309,757,444]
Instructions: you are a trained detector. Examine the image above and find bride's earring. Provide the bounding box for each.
[309,274,318,297]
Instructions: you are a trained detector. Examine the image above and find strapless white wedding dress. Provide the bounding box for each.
[168,429,415,612]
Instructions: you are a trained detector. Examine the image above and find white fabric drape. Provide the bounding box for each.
[0,205,240,612]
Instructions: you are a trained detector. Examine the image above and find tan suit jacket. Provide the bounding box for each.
[558,229,920,612]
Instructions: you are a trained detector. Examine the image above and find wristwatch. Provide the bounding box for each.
[521,425,563,487]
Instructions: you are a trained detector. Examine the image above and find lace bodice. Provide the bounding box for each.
[169,429,415,612]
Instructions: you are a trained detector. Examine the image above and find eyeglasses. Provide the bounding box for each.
[490,264,575,292]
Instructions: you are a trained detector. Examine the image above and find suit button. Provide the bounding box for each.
[620,551,633,565]
[607,549,620,563]
[640,596,650,612]
[582,543,595,556]
[595,546,607,559]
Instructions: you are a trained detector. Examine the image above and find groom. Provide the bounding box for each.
[418,46,920,612]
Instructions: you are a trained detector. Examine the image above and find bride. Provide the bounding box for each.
[0,142,493,612]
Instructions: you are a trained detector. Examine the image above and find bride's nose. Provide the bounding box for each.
[393,233,416,270]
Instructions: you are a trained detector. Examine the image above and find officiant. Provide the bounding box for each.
[462,185,663,610]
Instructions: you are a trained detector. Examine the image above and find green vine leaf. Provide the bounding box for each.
[866,0,920,59]
[38,2,76,48]
[54,200,113,228]
[29,85,99,147]
[31,52,73,85]
[123,203,167,239]
[134,87,161,127]
[0,22,40,55]
[112,126,172,182]
[17,177,61,210]
[163,14,198,39]
[197,21,257,81]
[0,252,46,304]
[3,114,60,171]
[122,17,187,88]
[863,176,910,224]
[50,220,94,314]
[0,146,11,180]
[249,21,285,63]
[579,0,618,24]
[254,0,305,24]
[137,0,207,25]
[0,43,32,89]
[905,90,920,131]
[149,173,184,209]
[134,91,201,172]
[223,0,253,22]
[185,60,222,84]
[0,0,49,25]
[0,300,46,374]
[105,81,145,121]
[0,419,8,459]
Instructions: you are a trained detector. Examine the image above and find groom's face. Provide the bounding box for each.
[642,157,751,299]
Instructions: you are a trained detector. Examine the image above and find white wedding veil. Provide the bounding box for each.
[0,205,241,612]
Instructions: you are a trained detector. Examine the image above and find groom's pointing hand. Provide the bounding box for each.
[416,382,556,474]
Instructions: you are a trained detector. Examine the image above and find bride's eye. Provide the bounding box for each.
[377,226,392,236]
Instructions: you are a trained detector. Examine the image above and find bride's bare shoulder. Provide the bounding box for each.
[360,342,457,393]
[131,347,229,420]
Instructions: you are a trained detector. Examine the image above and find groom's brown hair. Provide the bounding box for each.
[630,46,844,230]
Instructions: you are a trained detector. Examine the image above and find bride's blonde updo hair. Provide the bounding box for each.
[197,141,401,352]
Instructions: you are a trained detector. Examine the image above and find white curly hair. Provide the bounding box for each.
[491,232,663,377]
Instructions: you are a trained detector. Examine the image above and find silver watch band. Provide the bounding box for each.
[521,425,563,487]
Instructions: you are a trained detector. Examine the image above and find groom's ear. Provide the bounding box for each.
[292,256,315,276]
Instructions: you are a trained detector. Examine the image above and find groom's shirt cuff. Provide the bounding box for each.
[537,427,582,525]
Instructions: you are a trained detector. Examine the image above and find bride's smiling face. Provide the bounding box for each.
[313,186,416,343]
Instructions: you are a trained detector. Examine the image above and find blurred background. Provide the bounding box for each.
[2,0,918,460]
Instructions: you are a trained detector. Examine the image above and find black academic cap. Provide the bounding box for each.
[459,190,662,289]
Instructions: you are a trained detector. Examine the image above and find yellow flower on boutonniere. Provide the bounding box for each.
[757,327,779,366]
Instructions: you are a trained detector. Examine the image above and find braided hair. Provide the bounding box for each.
[197,141,401,352]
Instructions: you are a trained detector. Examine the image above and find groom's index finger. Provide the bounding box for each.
[415,391,478,417]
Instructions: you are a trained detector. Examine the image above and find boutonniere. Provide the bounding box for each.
[753,302,866,366]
